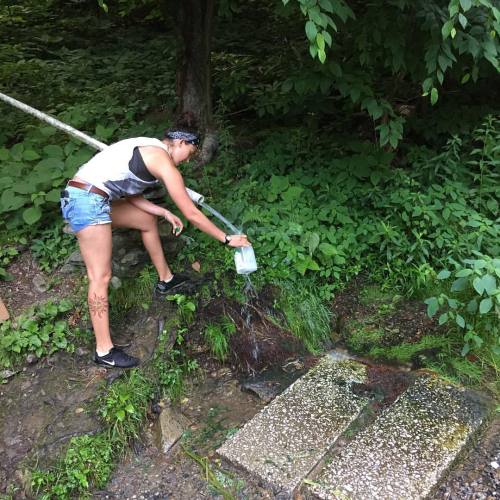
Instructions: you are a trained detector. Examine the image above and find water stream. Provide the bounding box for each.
[198,201,261,364]
[199,201,240,234]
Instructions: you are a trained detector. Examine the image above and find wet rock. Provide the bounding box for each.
[60,249,85,274]
[0,369,16,379]
[32,274,49,293]
[282,359,304,373]
[110,276,122,289]
[75,347,90,357]
[25,354,38,365]
[241,380,282,403]
[152,405,190,454]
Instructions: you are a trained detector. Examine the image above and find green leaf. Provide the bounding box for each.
[23,150,41,161]
[479,297,492,314]
[473,276,484,295]
[466,299,478,313]
[430,87,439,105]
[43,145,64,158]
[45,189,61,203]
[459,0,472,12]
[305,21,317,42]
[22,206,42,225]
[425,297,439,317]
[319,242,336,256]
[455,313,465,328]
[482,274,496,295]
[318,48,326,63]
[438,312,449,325]
[442,20,454,39]
[0,148,9,161]
[461,73,470,84]
[316,33,325,51]
[461,343,470,356]
[458,13,468,28]
[308,232,320,255]
[455,268,473,277]
[437,269,451,279]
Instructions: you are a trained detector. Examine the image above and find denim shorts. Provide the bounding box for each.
[60,186,112,233]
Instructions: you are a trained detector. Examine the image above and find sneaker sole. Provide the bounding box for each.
[94,359,139,369]
[153,280,189,297]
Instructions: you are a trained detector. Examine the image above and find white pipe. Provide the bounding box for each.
[0,91,204,205]
[0,92,108,151]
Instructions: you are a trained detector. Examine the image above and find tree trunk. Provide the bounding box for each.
[172,0,218,165]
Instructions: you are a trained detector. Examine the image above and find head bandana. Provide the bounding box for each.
[165,130,200,146]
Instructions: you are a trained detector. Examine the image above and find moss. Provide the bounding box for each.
[345,324,385,354]
[358,285,394,306]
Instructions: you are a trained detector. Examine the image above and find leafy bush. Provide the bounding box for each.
[185,116,499,300]
[30,221,76,271]
[99,369,153,443]
[0,299,74,368]
[0,244,19,280]
[425,253,500,356]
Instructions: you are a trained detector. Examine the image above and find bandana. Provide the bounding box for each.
[165,130,200,146]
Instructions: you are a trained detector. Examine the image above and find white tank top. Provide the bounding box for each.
[75,137,169,200]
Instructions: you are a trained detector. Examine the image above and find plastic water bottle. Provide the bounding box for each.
[234,246,258,274]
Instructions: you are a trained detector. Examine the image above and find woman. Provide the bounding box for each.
[61,130,251,368]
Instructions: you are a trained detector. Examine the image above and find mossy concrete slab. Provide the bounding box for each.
[217,357,369,496]
[307,375,491,500]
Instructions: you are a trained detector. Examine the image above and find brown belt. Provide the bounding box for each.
[67,180,109,199]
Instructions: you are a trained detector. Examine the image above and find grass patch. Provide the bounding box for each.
[345,324,386,353]
[278,283,332,352]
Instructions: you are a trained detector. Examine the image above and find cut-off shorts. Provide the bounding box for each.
[60,186,112,233]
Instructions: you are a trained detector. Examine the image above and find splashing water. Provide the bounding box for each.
[241,275,260,364]
[198,201,260,363]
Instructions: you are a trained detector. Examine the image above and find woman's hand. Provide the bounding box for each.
[227,234,251,247]
[163,209,184,236]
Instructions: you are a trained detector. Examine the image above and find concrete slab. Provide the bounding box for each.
[307,375,491,500]
[217,357,370,496]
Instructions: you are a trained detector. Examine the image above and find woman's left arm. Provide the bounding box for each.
[127,196,184,235]
[127,195,164,217]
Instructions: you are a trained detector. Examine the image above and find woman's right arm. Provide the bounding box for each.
[146,150,250,247]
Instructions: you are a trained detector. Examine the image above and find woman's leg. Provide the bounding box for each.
[111,199,172,281]
[76,224,113,353]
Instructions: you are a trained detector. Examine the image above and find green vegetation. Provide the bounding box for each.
[0,299,75,369]
[108,265,157,319]
[203,317,236,361]
[425,254,500,356]
[30,221,76,272]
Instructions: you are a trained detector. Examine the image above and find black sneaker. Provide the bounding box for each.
[94,347,139,369]
[154,273,190,296]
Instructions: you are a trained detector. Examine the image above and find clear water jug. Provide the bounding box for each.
[234,246,258,274]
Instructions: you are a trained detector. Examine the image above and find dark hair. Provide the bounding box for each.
[163,129,200,146]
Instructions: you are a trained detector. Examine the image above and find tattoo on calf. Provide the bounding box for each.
[88,293,109,318]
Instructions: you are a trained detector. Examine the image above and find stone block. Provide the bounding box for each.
[217,357,370,496]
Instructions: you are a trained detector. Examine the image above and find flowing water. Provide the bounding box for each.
[199,201,240,233]
[199,201,261,364]
[241,275,260,363]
